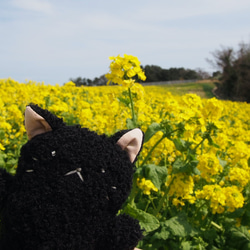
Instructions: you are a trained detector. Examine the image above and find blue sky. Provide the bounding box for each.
[1,0,250,85]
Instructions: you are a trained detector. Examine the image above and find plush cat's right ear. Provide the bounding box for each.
[116,128,144,163]
[25,106,52,140]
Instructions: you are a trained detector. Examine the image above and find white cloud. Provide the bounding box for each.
[11,0,53,14]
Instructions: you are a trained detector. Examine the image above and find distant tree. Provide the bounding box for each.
[69,77,92,86]
[69,75,108,86]
[92,75,108,86]
[142,65,164,82]
[141,65,200,82]
[196,68,211,80]
[168,67,184,80]
[208,41,250,102]
[234,42,250,100]
[207,46,236,98]
[212,71,221,79]
[182,68,199,80]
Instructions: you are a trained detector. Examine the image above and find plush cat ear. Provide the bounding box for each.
[25,106,52,140]
[116,128,143,163]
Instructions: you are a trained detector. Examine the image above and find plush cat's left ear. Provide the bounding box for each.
[25,106,52,140]
[117,128,143,163]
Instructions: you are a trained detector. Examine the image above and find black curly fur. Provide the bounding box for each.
[0,105,143,250]
[28,103,66,130]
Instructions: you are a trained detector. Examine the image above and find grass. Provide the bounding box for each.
[144,81,216,99]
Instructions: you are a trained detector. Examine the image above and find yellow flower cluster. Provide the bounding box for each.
[137,178,158,195]
[136,87,250,215]
[166,173,196,206]
[228,167,250,189]
[197,153,222,182]
[195,185,244,214]
[105,54,146,87]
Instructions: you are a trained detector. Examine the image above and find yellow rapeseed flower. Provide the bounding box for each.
[197,153,222,182]
[229,167,250,188]
[166,173,196,205]
[105,54,146,87]
[137,178,158,195]
[195,184,244,214]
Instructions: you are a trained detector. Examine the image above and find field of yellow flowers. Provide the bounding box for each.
[1,55,250,249]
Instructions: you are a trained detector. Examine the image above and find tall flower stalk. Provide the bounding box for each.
[105,54,146,127]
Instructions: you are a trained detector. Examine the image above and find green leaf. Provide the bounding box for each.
[226,226,250,249]
[242,242,250,250]
[161,120,173,137]
[152,222,170,240]
[192,163,201,175]
[206,134,220,148]
[227,207,245,219]
[241,203,250,226]
[6,158,17,167]
[162,212,198,238]
[173,138,191,152]
[181,241,193,250]
[118,96,130,107]
[203,228,217,242]
[144,122,162,143]
[173,138,186,152]
[172,157,187,174]
[172,157,199,175]
[144,164,168,190]
[123,204,160,232]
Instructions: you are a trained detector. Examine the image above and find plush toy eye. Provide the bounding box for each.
[26,169,34,173]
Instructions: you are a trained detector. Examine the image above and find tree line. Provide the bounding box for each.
[140,66,210,83]
[69,67,210,87]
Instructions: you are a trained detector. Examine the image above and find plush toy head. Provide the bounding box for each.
[0,104,144,250]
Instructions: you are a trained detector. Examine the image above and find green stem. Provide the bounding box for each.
[127,177,138,206]
[211,221,223,231]
[193,137,206,151]
[128,87,136,124]
[145,200,151,212]
[190,201,208,226]
[149,196,157,211]
[139,128,180,168]
[194,201,207,216]
[205,213,214,230]
[139,134,166,167]
[153,176,176,216]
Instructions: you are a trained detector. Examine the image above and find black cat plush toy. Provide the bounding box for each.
[0,104,144,250]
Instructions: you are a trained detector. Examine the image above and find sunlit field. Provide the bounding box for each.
[143,81,216,99]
